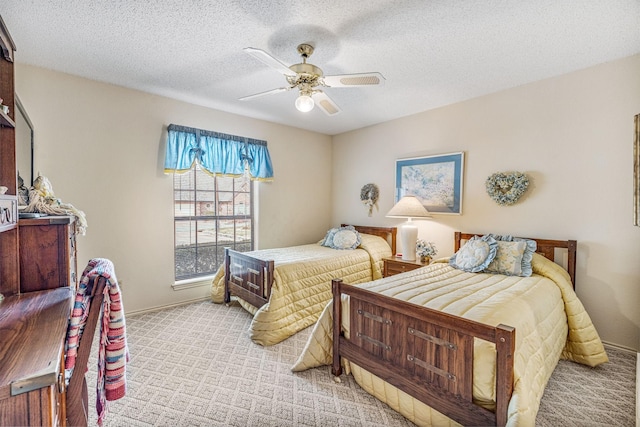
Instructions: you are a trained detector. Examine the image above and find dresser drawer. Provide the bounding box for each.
[383,257,428,277]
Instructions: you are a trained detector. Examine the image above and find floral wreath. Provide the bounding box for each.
[360,183,379,216]
[485,172,530,206]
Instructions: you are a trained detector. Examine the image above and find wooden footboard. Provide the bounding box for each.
[224,248,274,308]
[331,279,515,426]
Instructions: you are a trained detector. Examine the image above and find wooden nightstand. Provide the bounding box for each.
[383,257,430,277]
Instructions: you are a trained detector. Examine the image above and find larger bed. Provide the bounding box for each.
[292,232,608,426]
[210,225,397,346]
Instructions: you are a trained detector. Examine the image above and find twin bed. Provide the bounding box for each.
[209,225,397,345]
[290,232,608,426]
[210,228,608,426]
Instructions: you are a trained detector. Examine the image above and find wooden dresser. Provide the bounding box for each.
[0,14,20,299]
[0,288,73,426]
[19,215,77,292]
[0,15,77,427]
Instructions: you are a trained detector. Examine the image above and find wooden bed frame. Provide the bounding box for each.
[331,232,577,426]
[455,232,577,288]
[223,225,397,309]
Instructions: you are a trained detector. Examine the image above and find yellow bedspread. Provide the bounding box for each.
[291,253,608,426]
[210,233,392,346]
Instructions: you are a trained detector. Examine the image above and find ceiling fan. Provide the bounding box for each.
[239,43,385,115]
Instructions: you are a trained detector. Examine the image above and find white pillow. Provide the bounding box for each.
[449,235,498,272]
[331,229,361,249]
[319,225,362,250]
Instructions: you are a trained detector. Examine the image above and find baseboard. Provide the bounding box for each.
[126,296,210,316]
[601,340,637,354]
[636,353,639,427]
[172,275,215,291]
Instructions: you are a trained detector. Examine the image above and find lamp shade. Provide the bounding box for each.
[386,196,431,261]
[386,195,431,220]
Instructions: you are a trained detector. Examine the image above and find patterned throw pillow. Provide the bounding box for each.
[320,225,362,250]
[449,235,498,272]
[484,240,527,276]
[485,234,537,277]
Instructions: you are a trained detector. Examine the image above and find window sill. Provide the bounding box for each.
[172,275,215,291]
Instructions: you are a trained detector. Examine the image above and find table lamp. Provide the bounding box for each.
[386,195,431,260]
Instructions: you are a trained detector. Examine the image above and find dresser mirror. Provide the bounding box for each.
[15,94,34,187]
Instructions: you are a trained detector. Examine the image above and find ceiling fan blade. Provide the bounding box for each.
[239,86,291,101]
[312,91,341,116]
[322,72,385,88]
[243,47,297,77]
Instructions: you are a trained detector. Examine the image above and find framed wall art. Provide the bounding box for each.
[395,152,464,214]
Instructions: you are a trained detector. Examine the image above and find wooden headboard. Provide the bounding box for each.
[343,225,397,255]
[454,231,577,288]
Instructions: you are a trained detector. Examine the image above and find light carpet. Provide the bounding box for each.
[86,300,636,427]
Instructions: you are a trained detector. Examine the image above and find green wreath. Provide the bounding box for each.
[486,172,529,206]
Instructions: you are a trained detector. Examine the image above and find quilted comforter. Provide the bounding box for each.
[291,253,608,426]
[210,233,392,346]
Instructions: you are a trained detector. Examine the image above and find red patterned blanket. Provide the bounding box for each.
[65,258,128,426]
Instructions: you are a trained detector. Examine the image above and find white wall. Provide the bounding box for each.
[15,54,639,350]
[15,64,333,313]
[331,54,640,351]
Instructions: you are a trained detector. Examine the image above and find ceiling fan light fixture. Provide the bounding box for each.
[241,44,384,115]
[295,94,314,112]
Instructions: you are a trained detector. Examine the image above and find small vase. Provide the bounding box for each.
[420,255,431,264]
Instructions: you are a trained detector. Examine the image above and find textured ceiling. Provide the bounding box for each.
[2,1,640,135]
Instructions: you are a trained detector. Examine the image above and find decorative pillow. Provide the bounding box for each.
[319,227,339,246]
[320,225,361,250]
[485,234,537,277]
[449,235,498,272]
[331,228,362,250]
[484,240,527,276]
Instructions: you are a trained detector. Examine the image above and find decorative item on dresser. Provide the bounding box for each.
[22,175,87,235]
[386,195,431,261]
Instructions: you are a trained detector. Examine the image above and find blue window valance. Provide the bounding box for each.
[164,124,274,181]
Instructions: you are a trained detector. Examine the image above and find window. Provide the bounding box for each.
[173,164,253,281]
[164,123,272,282]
